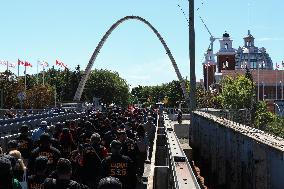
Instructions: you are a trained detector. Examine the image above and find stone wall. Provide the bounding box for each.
[191,111,284,189]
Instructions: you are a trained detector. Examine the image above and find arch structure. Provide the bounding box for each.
[74,16,189,105]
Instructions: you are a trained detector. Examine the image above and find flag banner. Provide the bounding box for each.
[39,60,49,67]
[9,63,15,68]
[56,59,68,69]
[24,61,32,67]
[42,61,49,67]
[282,61,284,67]
[18,59,24,65]
[56,59,62,66]
[0,60,8,65]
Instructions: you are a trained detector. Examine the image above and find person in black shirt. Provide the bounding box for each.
[44,158,89,189]
[101,140,137,189]
[16,125,33,161]
[28,156,48,189]
[117,129,138,164]
[28,133,61,175]
[90,133,108,159]
[81,143,102,189]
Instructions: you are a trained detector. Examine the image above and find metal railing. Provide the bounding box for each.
[147,110,200,189]
[0,112,85,152]
[0,112,85,136]
[164,113,200,189]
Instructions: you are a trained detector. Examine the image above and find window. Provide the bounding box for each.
[224,43,228,49]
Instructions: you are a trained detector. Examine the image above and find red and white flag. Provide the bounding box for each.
[56,60,68,69]
[24,61,32,67]
[18,59,24,66]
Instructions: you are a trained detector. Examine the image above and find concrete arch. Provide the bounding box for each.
[74,16,189,103]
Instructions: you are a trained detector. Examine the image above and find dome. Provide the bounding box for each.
[223,32,230,38]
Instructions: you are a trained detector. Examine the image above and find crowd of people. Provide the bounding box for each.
[0,106,158,189]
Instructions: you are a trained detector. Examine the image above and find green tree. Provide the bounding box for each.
[25,85,54,109]
[131,80,189,107]
[217,75,255,109]
[196,85,220,108]
[254,101,276,130]
[83,69,130,107]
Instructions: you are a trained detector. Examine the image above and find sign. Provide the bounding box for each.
[93,97,102,111]
[17,92,26,101]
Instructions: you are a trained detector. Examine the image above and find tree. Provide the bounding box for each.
[25,85,54,109]
[0,71,23,108]
[196,85,220,109]
[266,117,284,138]
[82,69,130,107]
[254,101,276,130]
[131,80,189,108]
[217,75,255,109]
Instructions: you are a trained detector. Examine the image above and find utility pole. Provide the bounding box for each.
[189,0,196,111]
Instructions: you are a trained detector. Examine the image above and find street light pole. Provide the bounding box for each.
[189,0,196,111]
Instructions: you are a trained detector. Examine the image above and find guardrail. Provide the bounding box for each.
[0,112,85,136]
[164,113,200,189]
[0,111,76,125]
[147,110,200,189]
[0,112,85,152]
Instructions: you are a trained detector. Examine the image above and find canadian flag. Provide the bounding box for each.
[24,61,32,67]
[18,59,24,65]
[56,60,68,69]
[56,59,63,66]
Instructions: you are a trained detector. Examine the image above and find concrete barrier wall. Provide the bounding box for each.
[191,111,284,189]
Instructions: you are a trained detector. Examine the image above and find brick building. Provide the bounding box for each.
[222,70,284,101]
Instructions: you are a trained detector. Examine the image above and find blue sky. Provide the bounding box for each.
[0,0,283,87]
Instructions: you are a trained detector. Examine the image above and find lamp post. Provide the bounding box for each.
[262,81,264,101]
[189,0,196,111]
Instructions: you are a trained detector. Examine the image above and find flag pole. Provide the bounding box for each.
[37,60,39,85]
[43,65,45,85]
[263,81,264,100]
[258,62,260,101]
[24,65,27,91]
[6,61,9,73]
[276,64,278,100]
[17,59,20,77]
[281,61,284,100]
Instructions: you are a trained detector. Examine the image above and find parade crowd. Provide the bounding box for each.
[0,107,157,189]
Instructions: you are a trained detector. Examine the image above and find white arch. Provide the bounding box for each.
[74,16,189,103]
